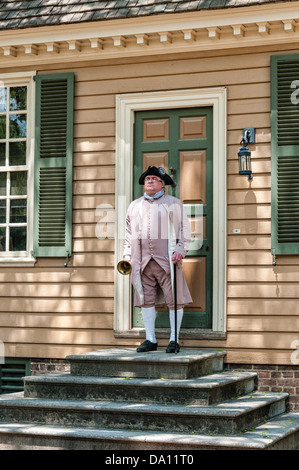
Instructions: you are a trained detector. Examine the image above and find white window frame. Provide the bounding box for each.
[0,71,36,266]
[114,87,227,335]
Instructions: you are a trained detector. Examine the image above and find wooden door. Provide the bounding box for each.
[133,107,213,329]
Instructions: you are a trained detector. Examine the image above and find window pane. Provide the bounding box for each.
[10,87,27,111]
[10,199,26,223]
[0,200,6,223]
[0,116,6,139]
[0,143,5,166]
[9,114,26,138]
[0,173,6,196]
[0,88,6,112]
[0,227,6,251]
[9,226,26,251]
[9,142,26,166]
[10,171,27,195]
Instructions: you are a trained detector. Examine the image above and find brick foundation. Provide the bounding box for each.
[225,363,299,412]
[30,358,70,376]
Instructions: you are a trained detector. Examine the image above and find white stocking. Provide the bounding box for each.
[169,308,184,342]
[142,306,157,343]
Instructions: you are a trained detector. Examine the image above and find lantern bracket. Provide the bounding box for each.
[243,128,255,144]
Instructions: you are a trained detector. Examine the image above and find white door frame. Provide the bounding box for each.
[114,87,227,334]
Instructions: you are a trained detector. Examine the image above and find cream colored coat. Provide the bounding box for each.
[124,194,193,307]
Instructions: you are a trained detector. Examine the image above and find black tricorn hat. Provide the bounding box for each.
[139,166,174,185]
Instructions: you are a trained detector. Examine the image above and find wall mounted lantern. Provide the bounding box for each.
[238,128,255,180]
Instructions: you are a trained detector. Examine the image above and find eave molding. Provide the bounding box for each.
[0,3,299,65]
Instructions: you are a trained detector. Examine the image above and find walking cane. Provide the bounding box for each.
[174,262,178,354]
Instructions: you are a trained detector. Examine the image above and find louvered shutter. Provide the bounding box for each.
[33,73,74,259]
[271,54,299,255]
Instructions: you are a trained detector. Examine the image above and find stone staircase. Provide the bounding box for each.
[0,348,299,450]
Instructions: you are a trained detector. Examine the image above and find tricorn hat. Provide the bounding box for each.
[139,166,174,185]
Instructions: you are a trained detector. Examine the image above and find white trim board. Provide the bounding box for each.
[114,87,227,334]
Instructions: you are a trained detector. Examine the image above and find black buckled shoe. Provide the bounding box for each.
[166,341,180,353]
[136,340,158,353]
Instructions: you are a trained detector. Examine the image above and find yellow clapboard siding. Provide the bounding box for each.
[0,297,114,313]
[73,180,115,195]
[73,166,115,181]
[74,51,271,83]
[0,269,70,283]
[10,342,136,359]
[74,136,115,152]
[75,67,269,97]
[228,113,270,130]
[228,97,270,115]
[227,220,271,235]
[227,175,271,190]
[227,250,273,265]
[228,298,299,315]
[227,315,299,332]
[227,235,271,250]
[228,283,299,299]
[75,94,115,110]
[73,209,99,224]
[74,108,115,124]
[74,194,115,210]
[1,328,123,345]
[180,331,299,350]
[228,266,299,282]
[227,204,271,220]
[71,253,114,267]
[227,189,271,205]
[224,350,295,365]
[74,122,115,139]
[0,282,112,299]
[73,239,114,253]
[74,151,115,167]
[0,312,113,329]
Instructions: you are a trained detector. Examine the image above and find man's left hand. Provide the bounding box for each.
[172,252,183,264]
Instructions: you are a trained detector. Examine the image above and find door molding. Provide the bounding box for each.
[114,87,227,334]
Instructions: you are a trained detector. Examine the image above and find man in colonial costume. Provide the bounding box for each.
[124,166,192,353]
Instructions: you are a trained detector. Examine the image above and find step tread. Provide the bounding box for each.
[0,391,288,418]
[66,348,226,365]
[24,370,257,390]
[0,411,298,450]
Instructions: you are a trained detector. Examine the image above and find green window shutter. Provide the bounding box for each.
[271,54,299,255]
[33,73,74,260]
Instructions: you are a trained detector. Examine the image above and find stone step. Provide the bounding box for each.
[66,348,226,379]
[0,411,298,451]
[23,370,257,406]
[0,391,288,435]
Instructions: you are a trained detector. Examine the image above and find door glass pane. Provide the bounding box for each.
[10,87,27,111]
[0,173,6,196]
[9,142,26,166]
[10,199,26,223]
[0,116,6,139]
[0,88,7,112]
[0,143,5,166]
[0,227,6,251]
[9,114,26,138]
[9,226,26,251]
[0,200,5,223]
[10,171,27,195]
